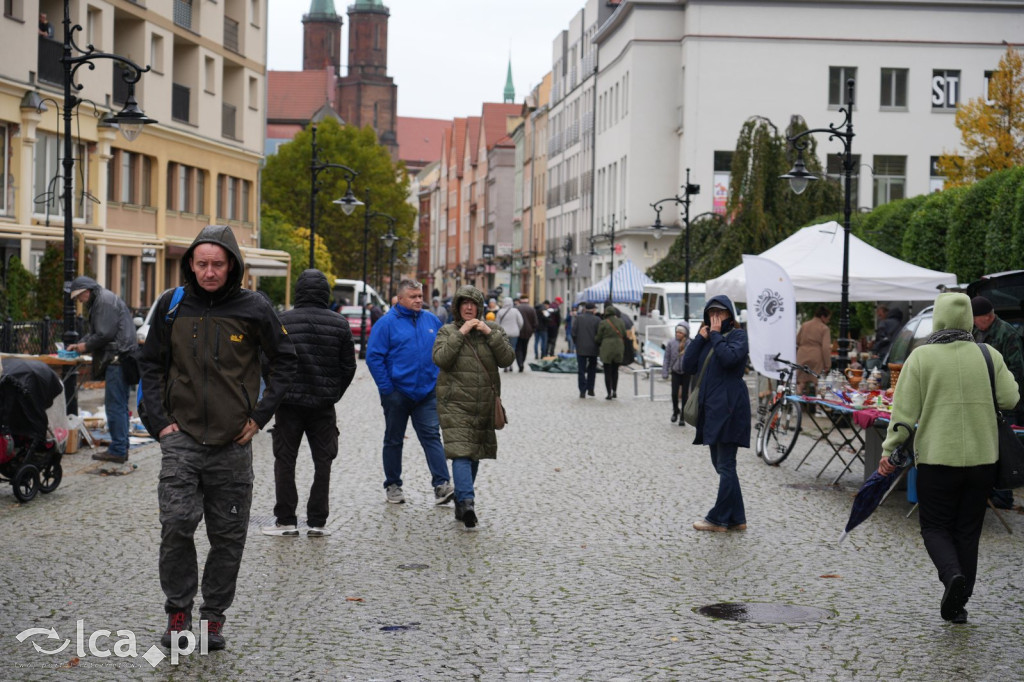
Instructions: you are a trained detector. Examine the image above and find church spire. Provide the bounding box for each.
[503,57,515,103]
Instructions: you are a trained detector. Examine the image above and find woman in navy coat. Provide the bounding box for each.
[682,295,750,532]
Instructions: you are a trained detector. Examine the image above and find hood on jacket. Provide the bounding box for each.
[500,298,514,310]
[180,224,244,297]
[452,285,486,322]
[294,269,330,309]
[703,294,739,333]
[68,275,101,306]
[602,304,620,319]
[886,307,904,324]
[932,292,973,333]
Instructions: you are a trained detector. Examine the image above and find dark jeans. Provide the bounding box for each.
[603,363,620,396]
[706,442,745,527]
[577,355,598,394]
[670,372,691,414]
[380,389,450,489]
[158,430,253,623]
[271,403,339,527]
[515,335,531,371]
[917,462,996,600]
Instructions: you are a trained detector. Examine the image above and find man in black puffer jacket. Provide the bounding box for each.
[262,269,356,538]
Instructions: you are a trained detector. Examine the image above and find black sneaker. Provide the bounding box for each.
[204,620,226,650]
[454,502,464,522]
[951,608,968,624]
[462,500,477,528]
[161,611,192,648]
[671,412,679,423]
[940,574,967,621]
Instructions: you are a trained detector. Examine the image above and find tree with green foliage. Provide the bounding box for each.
[937,45,1024,187]
[2,256,38,320]
[261,119,415,279]
[947,169,1014,282]
[854,194,925,258]
[902,187,966,273]
[984,166,1024,273]
[34,242,64,319]
[259,208,335,305]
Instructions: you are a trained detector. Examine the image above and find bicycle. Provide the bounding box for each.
[755,353,819,466]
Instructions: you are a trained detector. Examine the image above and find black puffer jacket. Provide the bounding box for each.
[278,269,356,408]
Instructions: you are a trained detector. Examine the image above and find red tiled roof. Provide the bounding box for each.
[480,102,522,149]
[396,116,450,166]
[267,123,303,139]
[267,69,337,122]
[466,117,481,165]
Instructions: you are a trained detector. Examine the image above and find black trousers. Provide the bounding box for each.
[515,335,531,371]
[270,404,339,527]
[670,373,691,414]
[577,355,598,394]
[917,462,996,600]
[603,363,620,395]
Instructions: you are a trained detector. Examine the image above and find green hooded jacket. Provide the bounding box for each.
[432,286,515,460]
[594,305,627,365]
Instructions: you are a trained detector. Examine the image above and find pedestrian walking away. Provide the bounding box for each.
[365,279,454,505]
[67,276,138,465]
[433,286,515,528]
[683,295,750,533]
[514,297,538,372]
[661,322,691,424]
[879,292,1018,624]
[495,298,524,373]
[572,301,601,398]
[262,269,356,538]
[546,297,563,355]
[595,303,627,399]
[138,224,297,651]
[534,301,551,359]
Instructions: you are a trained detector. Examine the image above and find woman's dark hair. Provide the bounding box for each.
[816,305,831,319]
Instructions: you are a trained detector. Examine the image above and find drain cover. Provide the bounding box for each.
[696,602,833,623]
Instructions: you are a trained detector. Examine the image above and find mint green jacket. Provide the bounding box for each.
[882,293,1019,467]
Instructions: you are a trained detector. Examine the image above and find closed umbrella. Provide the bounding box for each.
[838,422,915,544]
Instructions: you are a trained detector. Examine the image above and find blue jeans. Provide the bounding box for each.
[380,389,450,489]
[534,331,548,358]
[451,458,479,503]
[706,443,745,527]
[577,355,598,394]
[105,362,129,457]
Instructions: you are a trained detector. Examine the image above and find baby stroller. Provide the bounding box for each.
[0,359,66,502]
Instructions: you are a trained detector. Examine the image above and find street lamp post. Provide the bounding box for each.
[589,215,617,302]
[348,189,397,359]
[380,221,399,301]
[309,124,360,269]
[649,168,701,320]
[59,0,157,410]
[781,77,856,369]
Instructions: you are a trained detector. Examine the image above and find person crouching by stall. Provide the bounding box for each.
[661,323,691,425]
[683,295,750,532]
[432,286,515,528]
[879,292,1018,624]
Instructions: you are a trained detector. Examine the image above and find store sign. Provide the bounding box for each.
[141,248,157,264]
[482,244,495,259]
[931,70,960,109]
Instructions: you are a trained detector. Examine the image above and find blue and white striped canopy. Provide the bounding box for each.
[574,260,654,304]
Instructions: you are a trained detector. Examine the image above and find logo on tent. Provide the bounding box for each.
[754,288,785,324]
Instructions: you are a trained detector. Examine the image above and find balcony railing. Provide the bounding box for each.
[224,17,240,53]
[173,0,193,30]
[37,36,63,86]
[222,103,236,139]
[172,83,190,123]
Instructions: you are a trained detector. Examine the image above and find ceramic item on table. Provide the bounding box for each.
[887,363,903,389]
[850,393,866,408]
[845,367,864,390]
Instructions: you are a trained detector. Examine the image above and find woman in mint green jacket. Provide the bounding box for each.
[880,292,1018,624]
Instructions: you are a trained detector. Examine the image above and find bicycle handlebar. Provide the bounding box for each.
[769,352,819,379]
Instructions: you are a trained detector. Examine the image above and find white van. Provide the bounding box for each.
[637,282,707,364]
[333,279,388,310]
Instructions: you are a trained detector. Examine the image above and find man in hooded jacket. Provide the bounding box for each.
[138,225,297,651]
[67,275,137,464]
[262,269,355,538]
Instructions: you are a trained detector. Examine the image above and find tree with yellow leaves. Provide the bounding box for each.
[937,45,1024,187]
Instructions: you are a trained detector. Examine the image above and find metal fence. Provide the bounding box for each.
[0,316,83,355]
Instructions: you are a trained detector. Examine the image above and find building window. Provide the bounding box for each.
[880,68,908,109]
[151,34,164,73]
[248,76,259,110]
[829,66,857,107]
[141,156,152,206]
[205,56,216,95]
[0,123,11,216]
[984,70,997,105]
[931,69,960,110]
[873,155,906,207]
[33,132,86,220]
[929,155,946,193]
[241,180,250,222]
[178,164,191,212]
[120,151,133,203]
[168,162,204,212]
[196,169,205,215]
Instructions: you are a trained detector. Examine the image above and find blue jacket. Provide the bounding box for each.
[366,303,442,401]
[682,294,750,447]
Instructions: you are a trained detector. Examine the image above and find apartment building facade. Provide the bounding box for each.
[0,0,283,310]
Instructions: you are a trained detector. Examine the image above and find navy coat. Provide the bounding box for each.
[682,294,750,447]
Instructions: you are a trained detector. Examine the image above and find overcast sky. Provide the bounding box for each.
[267,0,589,120]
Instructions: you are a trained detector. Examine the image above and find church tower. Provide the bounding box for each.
[503,58,516,103]
[338,0,398,156]
[302,0,343,73]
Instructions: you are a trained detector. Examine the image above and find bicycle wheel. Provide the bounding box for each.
[759,398,802,466]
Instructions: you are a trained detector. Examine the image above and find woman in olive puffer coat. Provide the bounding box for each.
[433,286,515,527]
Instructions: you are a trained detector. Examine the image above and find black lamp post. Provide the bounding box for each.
[59,1,156,410]
[309,124,360,269]
[589,215,617,302]
[349,189,396,359]
[649,168,701,320]
[781,77,856,369]
[380,220,399,301]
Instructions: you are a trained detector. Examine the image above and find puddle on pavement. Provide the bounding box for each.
[696,602,834,623]
[397,563,429,570]
[380,623,420,632]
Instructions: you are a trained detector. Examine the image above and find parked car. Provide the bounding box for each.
[338,305,372,348]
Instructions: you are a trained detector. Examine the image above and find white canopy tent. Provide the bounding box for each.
[705,222,958,302]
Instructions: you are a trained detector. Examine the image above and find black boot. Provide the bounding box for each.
[461,500,477,528]
[671,410,679,423]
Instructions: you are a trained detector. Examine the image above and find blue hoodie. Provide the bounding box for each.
[366,302,443,401]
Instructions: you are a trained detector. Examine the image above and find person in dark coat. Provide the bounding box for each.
[572,302,601,398]
[546,297,563,354]
[682,295,750,532]
[873,305,904,361]
[262,270,356,538]
[594,304,627,399]
[432,286,515,527]
[514,297,538,372]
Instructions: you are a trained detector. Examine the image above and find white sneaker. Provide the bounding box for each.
[307,527,331,537]
[385,484,405,504]
[261,523,299,537]
[434,481,455,505]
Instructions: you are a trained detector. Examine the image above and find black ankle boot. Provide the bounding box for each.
[461,500,477,528]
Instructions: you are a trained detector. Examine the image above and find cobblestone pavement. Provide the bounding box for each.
[1,364,1022,680]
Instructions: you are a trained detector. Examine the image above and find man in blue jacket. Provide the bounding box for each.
[366,279,454,505]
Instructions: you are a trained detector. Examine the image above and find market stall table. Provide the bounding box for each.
[785,395,871,485]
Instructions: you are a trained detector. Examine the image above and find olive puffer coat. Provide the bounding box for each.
[433,286,516,460]
[594,305,627,365]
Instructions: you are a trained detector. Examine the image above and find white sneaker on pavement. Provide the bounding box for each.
[261,523,299,537]
[385,484,406,504]
[434,481,455,505]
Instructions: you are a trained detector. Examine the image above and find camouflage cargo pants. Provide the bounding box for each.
[158,430,254,623]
